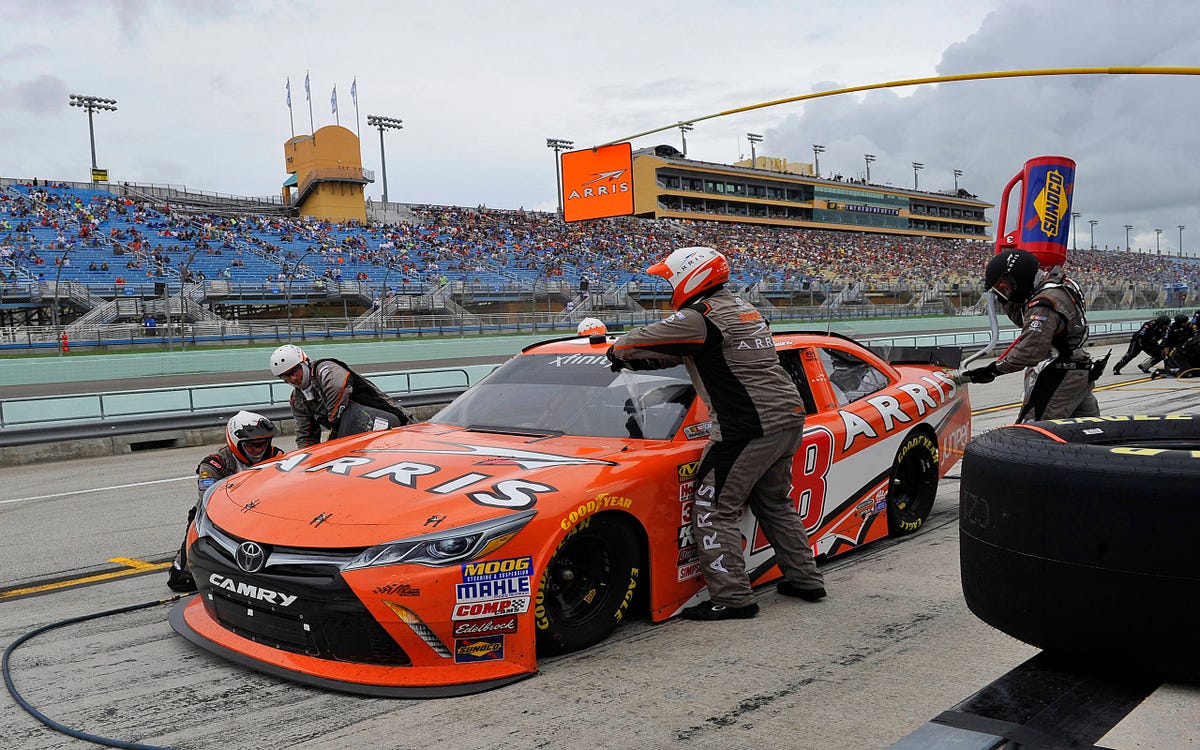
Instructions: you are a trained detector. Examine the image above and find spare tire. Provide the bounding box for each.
[959,415,1200,681]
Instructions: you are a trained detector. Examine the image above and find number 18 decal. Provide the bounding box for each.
[750,426,833,554]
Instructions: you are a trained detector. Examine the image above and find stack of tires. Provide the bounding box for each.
[960,416,1200,681]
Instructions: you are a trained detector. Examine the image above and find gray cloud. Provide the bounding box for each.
[767,0,1200,253]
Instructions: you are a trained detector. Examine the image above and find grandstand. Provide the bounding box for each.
[2,176,1199,350]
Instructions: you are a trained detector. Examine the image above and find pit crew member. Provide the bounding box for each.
[608,246,826,621]
[167,411,285,592]
[269,344,413,449]
[962,248,1102,422]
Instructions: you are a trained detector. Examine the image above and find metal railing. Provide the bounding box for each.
[0,366,481,430]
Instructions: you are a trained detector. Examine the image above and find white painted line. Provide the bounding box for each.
[0,475,192,505]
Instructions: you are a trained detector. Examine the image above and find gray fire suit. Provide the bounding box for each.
[996,278,1100,422]
[611,287,824,607]
[167,444,284,590]
[289,357,413,448]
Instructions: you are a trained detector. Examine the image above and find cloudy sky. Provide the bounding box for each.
[3,0,1198,254]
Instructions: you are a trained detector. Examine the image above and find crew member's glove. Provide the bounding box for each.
[606,345,627,372]
[961,362,1002,384]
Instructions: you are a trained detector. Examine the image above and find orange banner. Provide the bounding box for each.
[561,143,633,222]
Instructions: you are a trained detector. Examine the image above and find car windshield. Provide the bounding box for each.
[431,353,695,440]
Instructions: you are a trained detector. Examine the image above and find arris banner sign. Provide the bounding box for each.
[561,142,634,222]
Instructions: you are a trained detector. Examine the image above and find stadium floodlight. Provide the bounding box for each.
[678,123,694,156]
[1088,219,1098,250]
[1124,224,1133,253]
[546,138,574,215]
[367,115,404,204]
[1179,225,1186,257]
[911,162,924,189]
[812,145,825,178]
[864,154,875,182]
[953,169,963,191]
[1155,228,1163,256]
[746,133,763,168]
[68,93,118,176]
[1071,212,1081,251]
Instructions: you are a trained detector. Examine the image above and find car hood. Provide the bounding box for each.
[206,423,631,548]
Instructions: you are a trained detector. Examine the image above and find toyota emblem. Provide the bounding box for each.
[235,541,267,573]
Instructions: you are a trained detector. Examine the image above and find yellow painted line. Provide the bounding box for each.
[0,557,171,600]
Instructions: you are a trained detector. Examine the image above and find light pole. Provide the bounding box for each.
[953,169,963,192]
[1071,212,1080,251]
[678,123,693,157]
[746,133,763,167]
[911,162,924,189]
[1088,219,1098,250]
[1155,228,1162,256]
[864,154,875,182]
[1179,225,1186,257]
[367,115,403,205]
[68,93,118,178]
[812,144,825,178]
[1124,224,1133,252]
[546,138,574,215]
[284,250,314,343]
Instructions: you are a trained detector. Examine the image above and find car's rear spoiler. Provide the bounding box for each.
[868,345,964,369]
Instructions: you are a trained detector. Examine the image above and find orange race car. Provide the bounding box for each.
[170,330,971,697]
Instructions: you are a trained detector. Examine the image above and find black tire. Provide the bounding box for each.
[886,430,940,536]
[535,514,640,656]
[960,416,1200,681]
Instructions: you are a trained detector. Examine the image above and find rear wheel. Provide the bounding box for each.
[886,431,939,536]
[535,515,639,656]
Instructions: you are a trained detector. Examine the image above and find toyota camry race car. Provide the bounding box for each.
[171,330,971,696]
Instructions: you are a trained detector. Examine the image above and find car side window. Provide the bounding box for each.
[817,347,889,406]
[777,350,818,414]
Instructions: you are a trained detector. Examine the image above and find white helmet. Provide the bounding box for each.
[576,317,607,337]
[270,344,308,377]
[226,410,280,465]
[648,246,730,309]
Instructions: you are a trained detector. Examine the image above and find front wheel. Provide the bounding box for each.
[535,515,640,656]
[886,431,939,536]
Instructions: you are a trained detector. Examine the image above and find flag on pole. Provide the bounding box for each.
[286,78,292,108]
[331,85,338,114]
[351,77,357,106]
[304,72,311,101]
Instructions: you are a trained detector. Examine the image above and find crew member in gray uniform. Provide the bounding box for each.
[607,246,826,621]
[269,344,414,448]
[961,248,1102,421]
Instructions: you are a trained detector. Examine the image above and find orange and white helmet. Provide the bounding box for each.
[648,246,730,309]
[576,317,607,337]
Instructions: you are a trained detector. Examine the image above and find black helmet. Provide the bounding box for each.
[1156,315,1171,327]
[1174,314,1189,326]
[984,248,1040,303]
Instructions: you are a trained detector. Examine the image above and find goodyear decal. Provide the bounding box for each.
[559,493,632,530]
[1048,415,1194,424]
[454,635,505,663]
